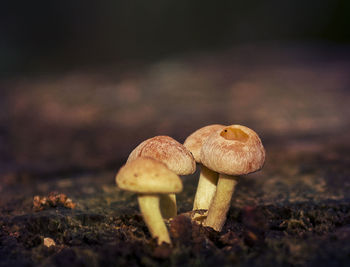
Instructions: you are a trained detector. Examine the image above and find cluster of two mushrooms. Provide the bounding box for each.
[116,136,195,245]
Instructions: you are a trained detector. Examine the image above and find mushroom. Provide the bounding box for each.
[116,157,182,245]
[127,136,195,219]
[201,125,265,231]
[183,124,225,215]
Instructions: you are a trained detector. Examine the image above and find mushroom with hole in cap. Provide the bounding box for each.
[183,124,225,218]
[201,125,265,231]
[127,135,195,219]
[116,157,183,245]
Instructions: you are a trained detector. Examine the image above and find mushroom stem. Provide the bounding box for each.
[160,193,177,219]
[138,194,171,245]
[203,174,238,232]
[193,165,218,211]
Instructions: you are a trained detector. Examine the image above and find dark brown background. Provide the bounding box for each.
[1,1,350,266]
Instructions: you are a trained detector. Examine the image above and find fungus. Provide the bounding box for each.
[201,125,265,231]
[116,157,183,245]
[127,135,195,219]
[183,125,225,217]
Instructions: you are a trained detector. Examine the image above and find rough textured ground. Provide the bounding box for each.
[1,44,350,266]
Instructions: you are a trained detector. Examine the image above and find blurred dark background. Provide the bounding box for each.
[1,1,350,176]
[1,0,350,73]
[2,4,350,266]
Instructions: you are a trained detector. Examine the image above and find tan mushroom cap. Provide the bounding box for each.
[127,136,195,175]
[116,157,183,194]
[184,124,226,163]
[200,125,265,175]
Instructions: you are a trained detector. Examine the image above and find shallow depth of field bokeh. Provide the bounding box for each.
[1,1,350,266]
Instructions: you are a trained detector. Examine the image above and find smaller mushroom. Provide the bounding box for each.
[116,157,182,245]
[183,125,225,215]
[201,125,265,231]
[127,136,195,219]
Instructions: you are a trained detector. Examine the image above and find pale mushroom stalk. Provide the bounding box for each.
[203,174,238,231]
[183,124,225,216]
[138,194,171,245]
[193,165,218,211]
[160,194,177,220]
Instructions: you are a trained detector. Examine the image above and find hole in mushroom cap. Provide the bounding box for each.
[220,127,249,142]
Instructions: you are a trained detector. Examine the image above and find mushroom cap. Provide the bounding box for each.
[127,136,195,175]
[200,125,265,176]
[184,124,225,163]
[116,157,183,194]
